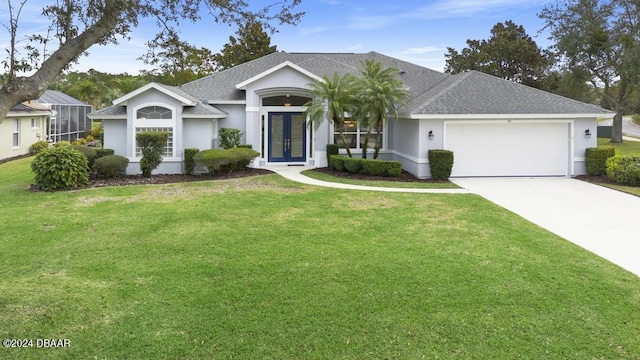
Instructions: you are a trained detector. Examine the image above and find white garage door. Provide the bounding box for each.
[444,121,570,177]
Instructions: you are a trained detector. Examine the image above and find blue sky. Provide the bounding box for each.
[2,0,554,75]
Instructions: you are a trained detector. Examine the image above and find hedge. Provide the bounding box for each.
[606,155,640,186]
[95,148,115,159]
[585,146,615,176]
[193,147,260,175]
[329,155,402,177]
[71,145,97,169]
[428,150,454,181]
[30,141,49,155]
[184,148,199,175]
[326,144,339,166]
[94,155,129,177]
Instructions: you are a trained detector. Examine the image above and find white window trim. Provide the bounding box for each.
[12,119,20,148]
[329,118,388,153]
[132,103,179,161]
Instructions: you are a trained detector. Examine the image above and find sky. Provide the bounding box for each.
[2,0,555,75]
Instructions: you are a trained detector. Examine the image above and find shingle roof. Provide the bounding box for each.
[36,90,91,106]
[406,71,612,115]
[180,51,447,102]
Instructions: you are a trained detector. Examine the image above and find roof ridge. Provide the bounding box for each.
[413,72,471,110]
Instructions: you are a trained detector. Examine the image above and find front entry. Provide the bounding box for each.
[268,112,306,162]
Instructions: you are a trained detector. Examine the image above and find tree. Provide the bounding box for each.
[214,20,278,71]
[353,60,409,159]
[139,30,216,85]
[304,73,357,158]
[445,21,550,87]
[0,0,303,122]
[540,0,640,143]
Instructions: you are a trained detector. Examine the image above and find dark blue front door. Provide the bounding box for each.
[268,112,306,162]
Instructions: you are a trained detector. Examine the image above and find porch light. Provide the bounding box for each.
[585,129,592,139]
[428,130,434,140]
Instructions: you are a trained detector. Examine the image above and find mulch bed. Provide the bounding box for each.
[573,174,617,186]
[308,167,449,184]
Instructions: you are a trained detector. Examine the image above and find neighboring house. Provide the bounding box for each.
[35,90,93,143]
[0,102,50,160]
[89,52,613,178]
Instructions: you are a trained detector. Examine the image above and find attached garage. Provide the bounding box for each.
[444,120,571,177]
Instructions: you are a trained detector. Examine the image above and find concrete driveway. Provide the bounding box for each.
[452,177,640,277]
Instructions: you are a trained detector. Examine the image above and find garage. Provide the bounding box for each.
[444,121,571,177]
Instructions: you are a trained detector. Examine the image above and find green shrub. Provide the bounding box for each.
[606,155,640,186]
[53,140,71,147]
[361,159,385,176]
[71,145,97,169]
[30,141,50,155]
[94,155,129,177]
[326,144,340,166]
[237,144,253,149]
[31,146,89,191]
[383,160,403,177]
[585,146,615,176]
[330,155,345,171]
[343,157,362,173]
[95,148,115,159]
[219,128,243,149]
[136,132,169,178]
[91,123,104,139]
[184,148,199,175]
[193,148,259,175]
[632,114,640,125]
[429,150,454,181]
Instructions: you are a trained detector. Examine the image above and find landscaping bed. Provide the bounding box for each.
[309,167,448,184]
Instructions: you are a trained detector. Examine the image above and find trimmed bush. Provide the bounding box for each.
[219,128,243,149]
[53,140,71,147]
[71,145,97,169]
[193,148,259,175]
[184,148,199,175]
[585,146,615,176]
[95,148,115,159]
[343,157,362,173]
[606,155,640,186]
[136,132,169,178]
[237,144,253,149]
[383,160,402,177]
[31,146,89,191]
[330,155,345,171]
[326,144,339,166]
[429,150,454,181]
[361,159,385,176]
[30,141,50,155]
[94,155,129,177]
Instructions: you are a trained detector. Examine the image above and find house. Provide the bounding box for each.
[0,102,50,161]
[35,90,93,143]
[89,52,613,178]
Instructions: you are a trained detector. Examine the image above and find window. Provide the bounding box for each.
[31,118,38,128]
[137,106,172,119]
[333,117,383,150]
[262,95,310,107]
[135,127,173,157]
[12,119,20,147]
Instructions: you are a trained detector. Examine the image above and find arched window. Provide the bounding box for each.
[136,106,172,119]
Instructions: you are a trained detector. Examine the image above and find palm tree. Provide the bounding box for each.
[304,73,357,157]
[353,60,409,159]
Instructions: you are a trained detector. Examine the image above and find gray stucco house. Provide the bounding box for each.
[89,51,612,178]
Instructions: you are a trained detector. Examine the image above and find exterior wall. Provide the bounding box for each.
[573,118,597,175]
[391,118,426,178]
[215,104,246,146]
[0,116,46,160]
[183,119,216,151]
[103,119,127,156]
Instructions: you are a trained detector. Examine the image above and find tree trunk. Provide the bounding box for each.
[611,109,623,143]
[0,0,125,120]
[373,118,383,159]
[339,131,353,158]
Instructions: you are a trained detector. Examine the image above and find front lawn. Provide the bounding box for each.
[1,158,639,359]
[598,137,640,155]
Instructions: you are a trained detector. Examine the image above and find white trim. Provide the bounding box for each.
[88,114,126,120]
[207,100,247,105]
[392,149,428,164]
[235,61,323,90]
[406,113,613,120]
[183,114,227,119]
[132,103,177,159]
[113,83,197,106]
[246,107,260,112]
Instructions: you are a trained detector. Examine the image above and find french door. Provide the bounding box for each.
[268,112,306,162]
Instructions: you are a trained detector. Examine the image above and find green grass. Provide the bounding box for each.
[598,137,640,155]
[1,158,639,359]
[301,169,459,189]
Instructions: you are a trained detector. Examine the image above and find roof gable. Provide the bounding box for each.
[113,82,198,106]
[235,61,323,90]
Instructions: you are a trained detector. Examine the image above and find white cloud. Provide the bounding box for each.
[401,46,440,55]
[412,0,549,19]
[346,43,364,51]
